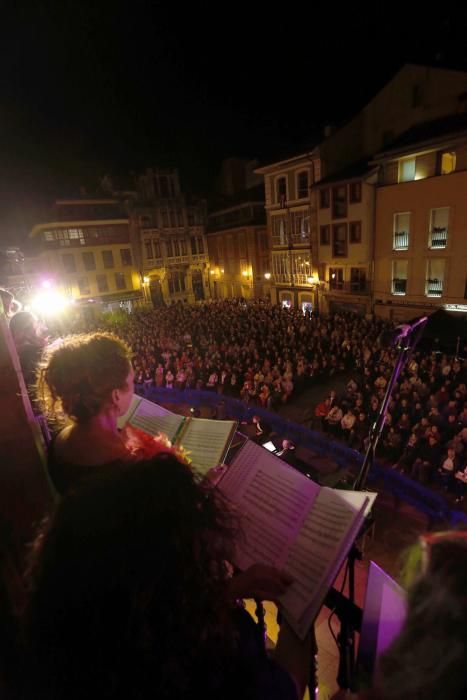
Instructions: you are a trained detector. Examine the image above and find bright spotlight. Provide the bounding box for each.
[30,289,72,315]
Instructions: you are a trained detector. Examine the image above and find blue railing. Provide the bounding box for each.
[142,387,467,529]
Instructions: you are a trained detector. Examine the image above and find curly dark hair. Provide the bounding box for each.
[37,332,132,423]
[373,535,467,700]
[21,455,250,700]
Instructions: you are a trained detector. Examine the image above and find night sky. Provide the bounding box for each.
[1,3,467,245]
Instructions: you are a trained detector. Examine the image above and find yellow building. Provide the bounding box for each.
[314,163,376,315]
[134,169,209,305]
[206,185,268,300]
[372,113,467,321]
[30,199,143,310]
[255,151,322,312]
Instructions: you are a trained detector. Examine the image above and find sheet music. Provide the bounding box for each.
[181,418,236,475]
[283,489,369,638]
[220,441,320,570]
[129,400,182,442]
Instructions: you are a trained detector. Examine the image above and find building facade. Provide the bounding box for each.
[30,199,143,310]
[133,168,209,305]
[314,164,376,316]
[372,114,467,320]
[255,152,322,312]
[206,186,268,299]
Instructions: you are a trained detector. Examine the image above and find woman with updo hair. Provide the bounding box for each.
[37,332,136,495]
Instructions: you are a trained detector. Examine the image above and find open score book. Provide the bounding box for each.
[118,395,237,475]
[218,440,376,639]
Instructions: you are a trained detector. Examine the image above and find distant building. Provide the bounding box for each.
[372,112,467,320]
[132,168,209,305]
[206,183,268,299]
[30,198,143,311]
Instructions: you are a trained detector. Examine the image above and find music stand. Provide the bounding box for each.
[330,316,428,692]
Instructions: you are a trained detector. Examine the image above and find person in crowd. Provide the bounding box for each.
[341,408,356,443]
[9,311,48,400]
[20,455,312,700]
[438,446,460,490]
[411,435,442,485]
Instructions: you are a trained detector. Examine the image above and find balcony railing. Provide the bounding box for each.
[166,255,189,265]
[429,227,447,249]
[273,273,314,285]
[191,253,207,262]
[392,278,407,295]
[328,280,371,294]
[393,231,409,250]
[290,231,311,244]
[426,278,444,297]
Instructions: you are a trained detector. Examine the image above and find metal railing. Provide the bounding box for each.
[393,231,409,250]
[392,278,407,295]
[429,227,447,249]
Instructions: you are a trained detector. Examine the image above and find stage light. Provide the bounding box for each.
[30,289,72,315]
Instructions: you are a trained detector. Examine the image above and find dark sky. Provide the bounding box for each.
[1,3,467,245]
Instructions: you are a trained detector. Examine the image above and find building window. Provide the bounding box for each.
[161,209,169,228]
[350,268,366,292]
[426,259,445,298]
[140,215,151,227]
[398,158,416,183]
[332,186,347,219]
[166,240,173,257]
[349,221,362,244]
[145,240,153,259]
[392,260,408,295]
[115,272,126,290]
[120,248,132,266]
[77,276,90,296]
[349,182,362,203]
[173,240,180,257]
[96,274,109,293]
[429,208,449,249]
[320,225,330,245]
[82,252,96,271]
[329,268,344,290]
[319,189,330,209]
[180,239,187,256]
[62,254,76,274]
[272,215,288,245]
[276,176,287,205]
[291,211,310,240]
[153,240,162,258]
[297,171,309,199]
[393,213,410,250]
[102,250,114,268]
[332,224,348,257]
[168,270,185,294]
[440,151,456,175]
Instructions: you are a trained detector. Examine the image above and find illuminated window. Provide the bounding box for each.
[393,213,410,250]
[332,186,347,219]
[332,224,347,257]
[399,158,416,183]
[62,254,76,274]
[429,208,449,249]
[440,151,456,175]
[392,260,408,295]
[426,259,445,298]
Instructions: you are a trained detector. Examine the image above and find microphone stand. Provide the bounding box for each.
[330,317,428,692]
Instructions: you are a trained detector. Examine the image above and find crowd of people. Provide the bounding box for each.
[59,299,467,501]
[314,341,467,500]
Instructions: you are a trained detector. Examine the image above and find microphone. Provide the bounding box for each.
[378,316,428,347]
